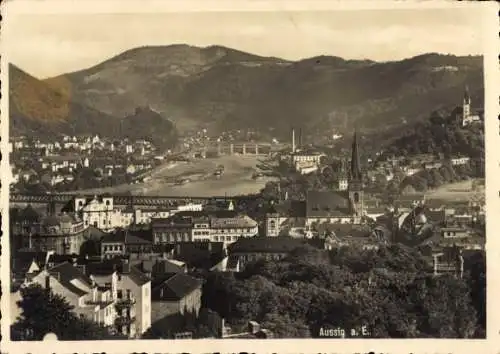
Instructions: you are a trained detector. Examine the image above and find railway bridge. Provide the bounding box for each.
[195,141,287,156]
[9,193,262,207]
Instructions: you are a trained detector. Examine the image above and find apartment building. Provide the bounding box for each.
[151,210,258,245]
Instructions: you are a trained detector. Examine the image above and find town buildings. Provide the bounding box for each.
[15,256,152,339]
[12,206,88,255]
[151,210,258,245]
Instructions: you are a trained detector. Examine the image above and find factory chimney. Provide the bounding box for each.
[292,128,296,153]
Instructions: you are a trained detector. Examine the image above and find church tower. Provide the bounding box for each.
[348,130,364,220]
[462,85,471,121]
[337,159,349,191]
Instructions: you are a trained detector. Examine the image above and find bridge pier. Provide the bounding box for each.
[218,143,222,155]
[255,144,259,155]
[242,144,246,155]
[230,143,234,154]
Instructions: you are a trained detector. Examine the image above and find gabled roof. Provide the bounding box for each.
[87,226,108,240]
[101,229,127,244]
[17,205,42,223]
[174,242,226,269]
[12,250,49,273]
[152,273,202,301]
[228,236,306,254]
[47,262,93,296]
[128,266,151,286]
[126,231,152,245]
[306,190,350,218]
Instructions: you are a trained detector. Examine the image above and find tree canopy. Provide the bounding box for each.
[200,244,485,338]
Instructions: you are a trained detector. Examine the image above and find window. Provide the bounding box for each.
[353,192,360,203]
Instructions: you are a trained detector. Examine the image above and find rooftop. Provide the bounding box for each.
[306,190,351,218]
[152,273,202,301]
[228,236,306,254]
[47,262,94,296]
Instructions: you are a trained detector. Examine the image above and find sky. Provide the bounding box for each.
[3,4,485,79]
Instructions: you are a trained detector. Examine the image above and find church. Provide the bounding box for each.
[304,130,366,226]
[460,86,482,127]
[264,130,386,238]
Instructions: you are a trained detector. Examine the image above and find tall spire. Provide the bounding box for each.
[350,129,362,182]
[464,85,471,102]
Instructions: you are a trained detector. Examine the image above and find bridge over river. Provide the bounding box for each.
[9,193,261,207]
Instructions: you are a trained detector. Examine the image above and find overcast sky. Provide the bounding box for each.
[3,4,485,79]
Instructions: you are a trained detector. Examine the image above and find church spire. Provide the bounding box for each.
[464,85,471,103]
[350,129,362,182]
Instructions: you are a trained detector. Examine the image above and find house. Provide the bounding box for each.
[210,211,258,244]
[172,241,226,270]
[151,273,203,335]
[317,224,385,250]
[30,262,116,329]
[440,226,471,239]
[84,259,152,337]
[42,154,82,172]
[100,229,153,259]
[12,209,88,255]
[115,262,152,336]
[227,236,306,271]
[11,250,54,290]
[138,258,187,278]
[450,156,471,166]
[203,199,234,212]
[289,151,324,166]
[432,247,464,278]
[403,166,421,176]
[152,272,202,317]
[151,210,258,245]
[19,169,38,182]
[264,201,307,237]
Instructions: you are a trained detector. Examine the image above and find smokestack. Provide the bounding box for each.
[298,128,303,149]
[292,128,296,153]
[45,274,51,290]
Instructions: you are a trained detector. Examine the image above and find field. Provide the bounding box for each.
[424,179,484,203]
[79,155,277,197]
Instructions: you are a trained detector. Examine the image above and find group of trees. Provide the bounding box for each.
[200,244,486,338]
[400,161,483,193]
[382,110,484,160]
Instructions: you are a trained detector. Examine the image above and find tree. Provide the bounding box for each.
[429,169,444,189]
[411,176,428,192]
[11,284,122,340]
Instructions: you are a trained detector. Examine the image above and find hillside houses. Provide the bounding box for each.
[9,134,161,192]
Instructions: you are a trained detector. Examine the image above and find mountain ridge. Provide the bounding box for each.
[10,45,484,143]
[10,64,179,149]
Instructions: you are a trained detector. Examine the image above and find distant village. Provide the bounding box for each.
[8,135,164,192]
